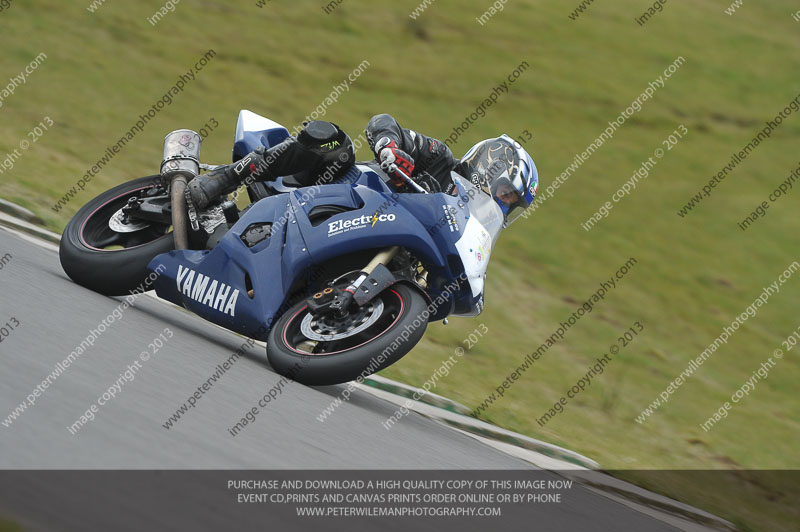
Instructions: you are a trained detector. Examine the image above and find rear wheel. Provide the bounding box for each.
[267,282,428,386]
[59,175,175,296]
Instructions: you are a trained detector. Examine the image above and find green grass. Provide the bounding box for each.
[0,517,26,532]
[1,1,799,530]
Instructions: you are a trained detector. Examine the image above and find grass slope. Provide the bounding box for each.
[1,1,798,529]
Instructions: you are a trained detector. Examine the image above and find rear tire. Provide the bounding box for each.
[59,176,175,296]
[267,283,428,386]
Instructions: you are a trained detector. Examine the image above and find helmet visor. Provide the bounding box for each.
[491,177,526,223]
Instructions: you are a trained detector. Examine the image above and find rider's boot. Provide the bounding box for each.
[187,140,298,209]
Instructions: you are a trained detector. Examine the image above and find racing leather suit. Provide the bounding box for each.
[365,114,457,195]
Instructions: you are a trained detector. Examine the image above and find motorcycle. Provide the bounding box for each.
[59,110,504,385]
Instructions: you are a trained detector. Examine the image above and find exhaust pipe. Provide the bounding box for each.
[169,175,190,250]
[160,129,202,250]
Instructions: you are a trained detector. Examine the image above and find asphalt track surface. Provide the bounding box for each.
[0,228,683,531]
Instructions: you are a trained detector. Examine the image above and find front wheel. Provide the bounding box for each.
[267,283,428,386]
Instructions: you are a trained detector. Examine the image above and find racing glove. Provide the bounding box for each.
[375,137,415,185]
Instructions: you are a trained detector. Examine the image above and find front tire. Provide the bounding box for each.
[267,283,428,386]
[59,175,175,296]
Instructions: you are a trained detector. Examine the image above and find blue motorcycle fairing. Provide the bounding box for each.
[147,166,481,340]
[383,189,487,318]
[148,193,318,340]
[295,179,446,269]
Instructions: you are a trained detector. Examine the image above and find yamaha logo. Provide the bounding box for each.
[177,265,240,317]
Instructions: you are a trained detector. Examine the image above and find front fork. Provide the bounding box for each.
[317,247,400,317]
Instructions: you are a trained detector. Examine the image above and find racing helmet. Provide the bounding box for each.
[458,134,538,224]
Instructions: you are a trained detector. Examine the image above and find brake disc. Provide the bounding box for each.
[299,299,385,341]
[108,208,150,233]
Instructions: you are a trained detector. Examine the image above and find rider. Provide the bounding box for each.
[187,120,356,209]
[187,114,538,224]
[365,114,538,223]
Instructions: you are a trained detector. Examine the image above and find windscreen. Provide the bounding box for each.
[453,173,504,246]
